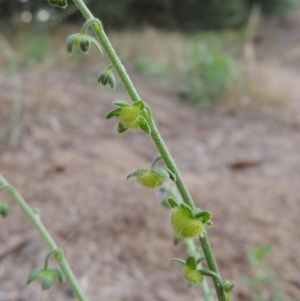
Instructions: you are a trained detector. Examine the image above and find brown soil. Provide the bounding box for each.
[1,18,300,301]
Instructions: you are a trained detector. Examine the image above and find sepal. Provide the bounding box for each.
[0,202,9,218]
[47,0,68,9]
[105,108,122,119]
[117,122,128,133]
[167,197,179,209]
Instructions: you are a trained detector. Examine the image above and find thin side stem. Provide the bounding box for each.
[0,175,88,301]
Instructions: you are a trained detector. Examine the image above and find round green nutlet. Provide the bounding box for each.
[119,106,141,129]
[184,266,203,286]
[171,208,190,236]
[180,219,205,239]
[137,171,166,189]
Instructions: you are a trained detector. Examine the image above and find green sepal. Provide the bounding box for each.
[105,108,122,119]
[127,169,148,179]
[27,267,43,284]
[185,256,197,270]
[0,202,10,218]
[52,268,64,284]
[117,122,128,133]
[197,257,205,264]
[133,100,145,111]
[107,72,116,89]
[47,0,68,9]
[167,197,179,209]
[151,168,169,180]
[41,272,54,290]
[193,210,212,223]
[166,168,176,182]
[170,258,186,266]
[206,220,213,227]
[139,117,151,135]
[89,37,104,56]
[65,34,77,53]
[179,203,193,219]
[113,100,130,108]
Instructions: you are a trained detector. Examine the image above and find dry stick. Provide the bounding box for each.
[70,1,227,300]
[0,175,89,301]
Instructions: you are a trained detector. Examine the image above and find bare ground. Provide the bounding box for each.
[1,17,300,301]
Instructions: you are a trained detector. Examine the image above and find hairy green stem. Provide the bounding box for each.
[72,0,140,103]
[70,1,227,300]
[0,175,88,301]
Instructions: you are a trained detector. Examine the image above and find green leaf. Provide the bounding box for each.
[127,169,148,179]
[185,256,197,270]
[139,117,151,135]
[113,100,130,108]
[105,108,122,119]
[205,220,213,227]
[194,210,212,223]
[27,267,43,284]
[179,203,193,219]
[0,202,10,218]
[117,122,128,133]
[167,197,179,209]
[47,0,68,9]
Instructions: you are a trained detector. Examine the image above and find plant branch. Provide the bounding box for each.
[70,1,228,300]
[0,175,88,301]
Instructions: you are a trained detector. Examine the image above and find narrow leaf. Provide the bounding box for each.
[170,258,186,265]
[133,100,145,110]
[127,169,147,179]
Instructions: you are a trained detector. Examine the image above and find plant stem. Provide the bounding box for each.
[72,0,140,103]
[0,175,88,301]
[70,1,227,300]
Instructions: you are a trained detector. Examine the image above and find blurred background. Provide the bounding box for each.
[1,1,300,301]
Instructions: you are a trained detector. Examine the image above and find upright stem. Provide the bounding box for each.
[0,175,88,301]
[70,1,227,300]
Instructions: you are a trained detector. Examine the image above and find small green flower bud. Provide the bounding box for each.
[0,202,9,218]
[47,0,68,9]
[66,33,103,55]
[79,39,92,53]
[184,266,203,286]
[223,280,235,293]
[27,267,63,290]
[98,69,116,89]
[119,106,141,129]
